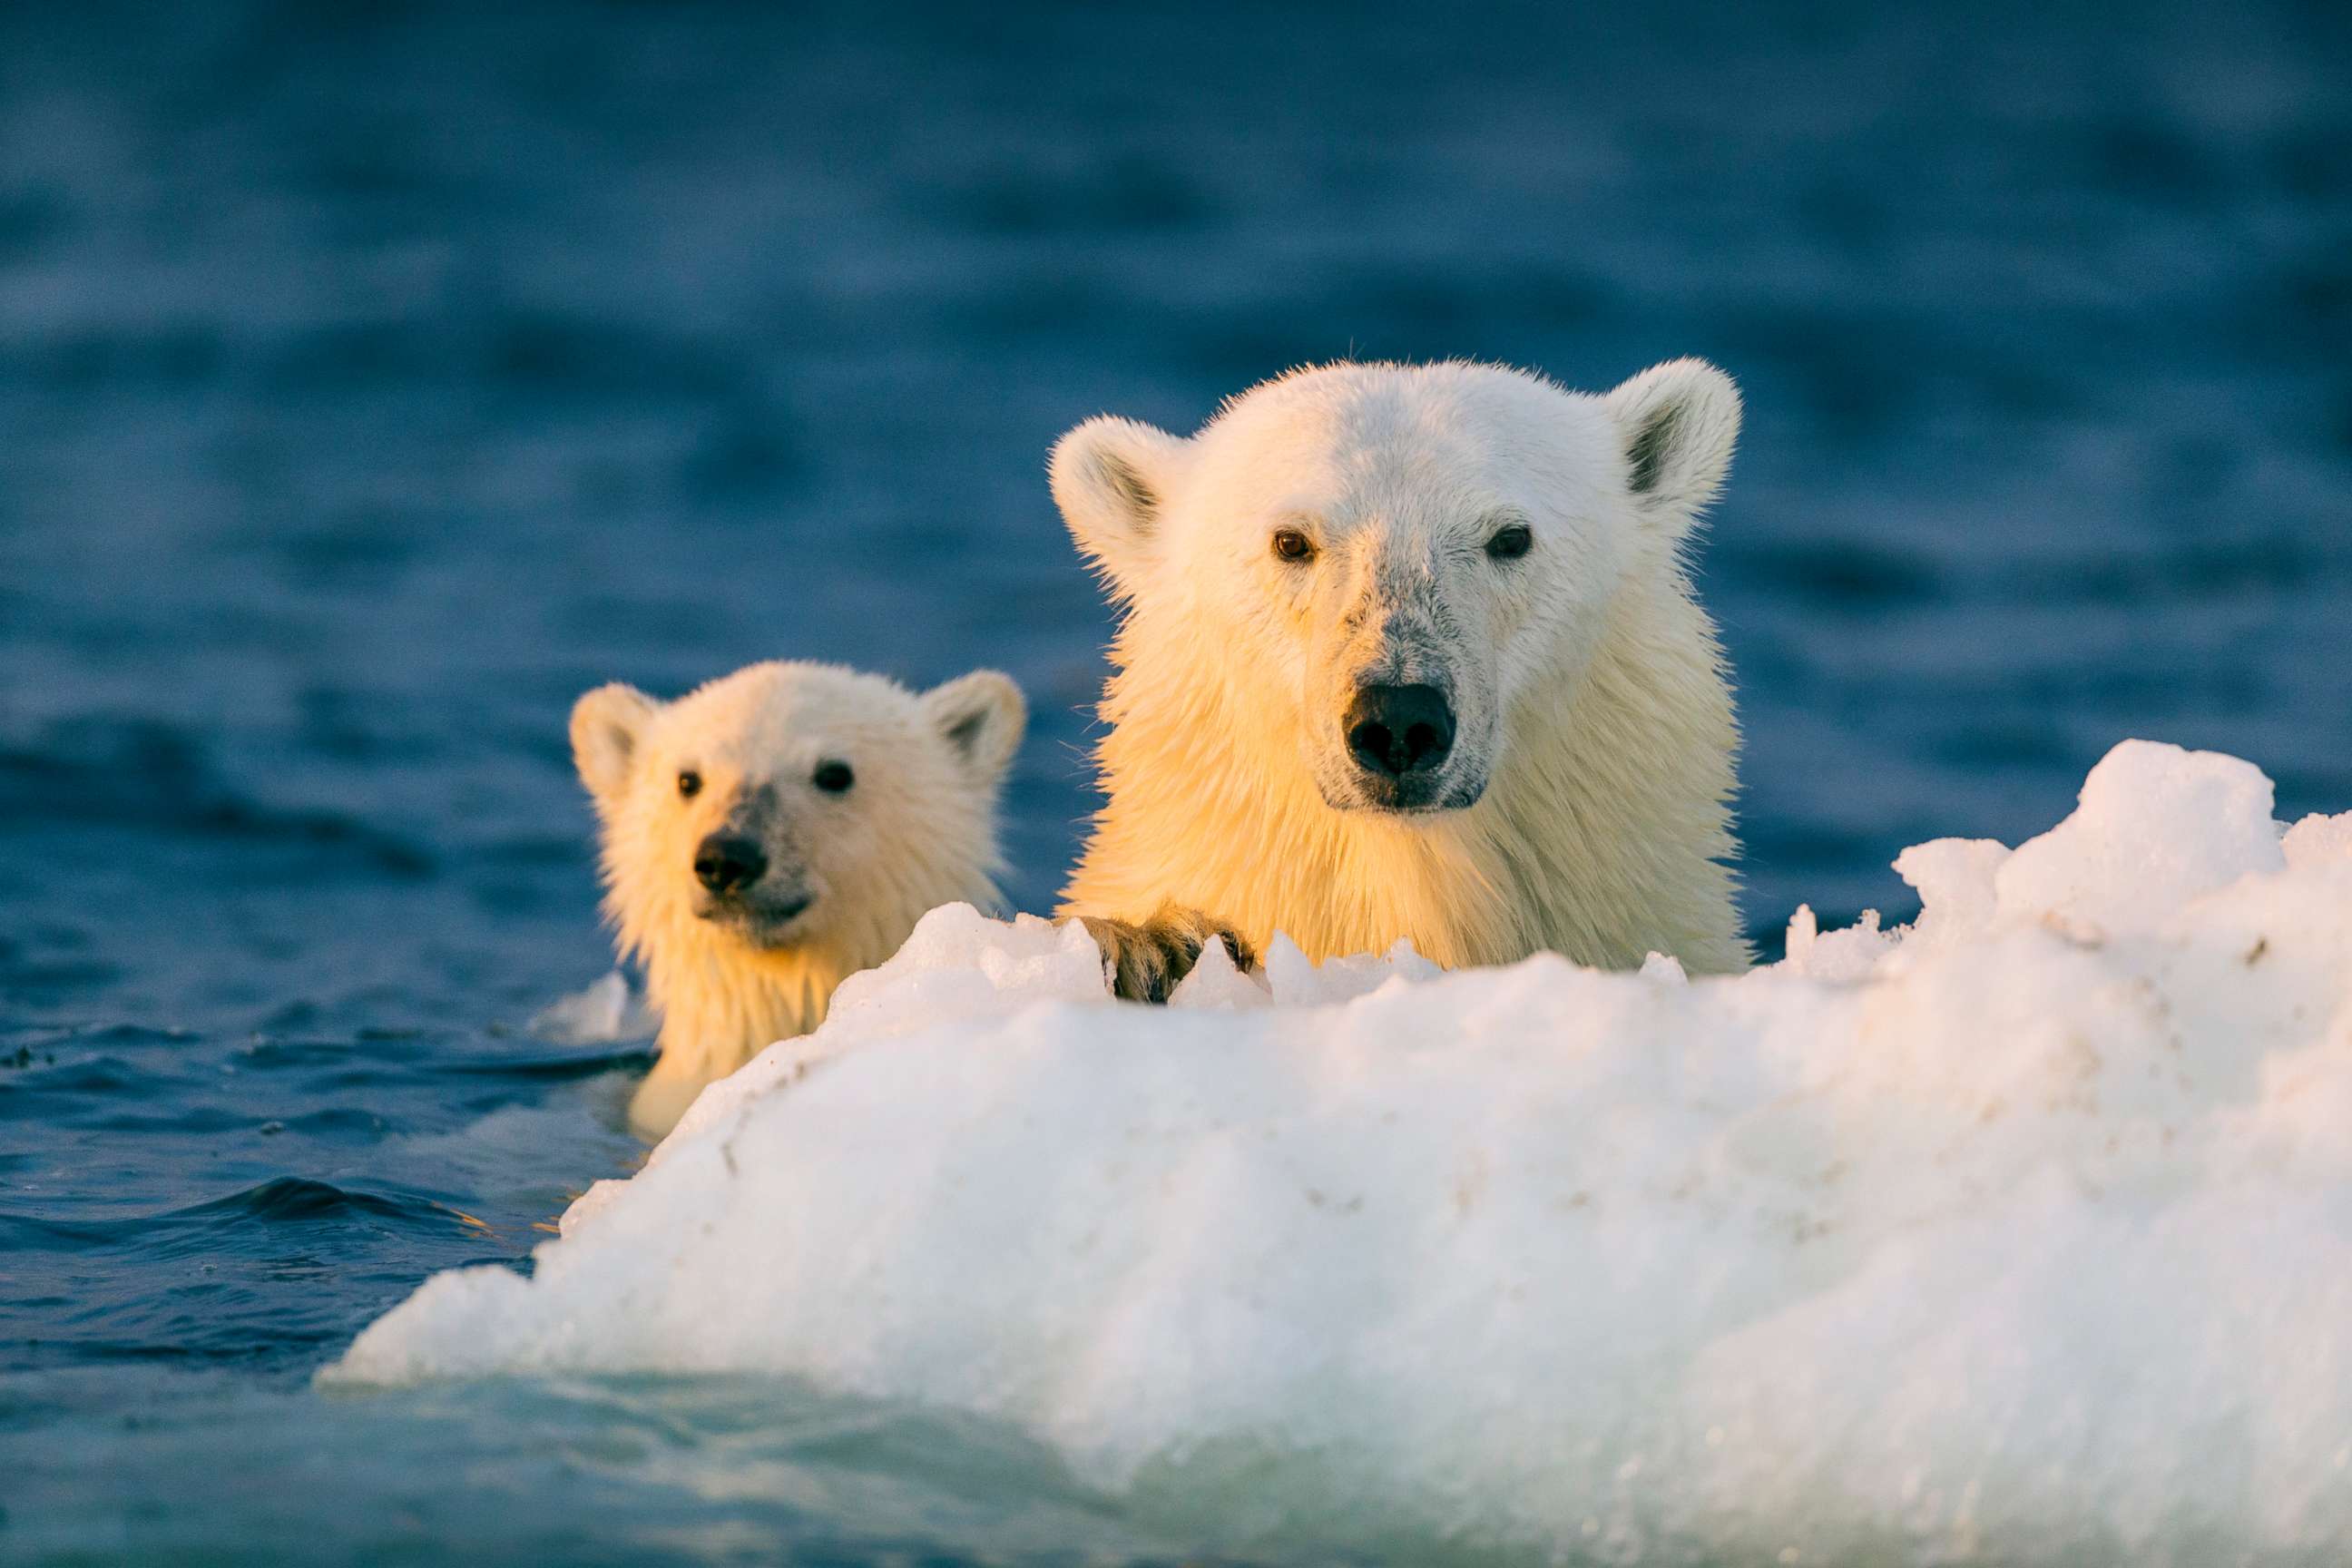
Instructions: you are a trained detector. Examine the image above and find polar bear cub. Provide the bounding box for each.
[571,661,1024,1134]
[1050,358,1750,995]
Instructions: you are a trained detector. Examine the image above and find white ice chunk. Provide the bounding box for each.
[1995,739,2283,938]
[2284,811,2352,870]
[1892,836,2011,951]
[1639,950,1688,984]
[1779,906,1892,981]
[1261,932,1439,1006]
[333,740,2352,1564]
[1168,926,1272,1009]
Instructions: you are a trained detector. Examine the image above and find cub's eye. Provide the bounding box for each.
[676,769,702,799]
[1270,528,1316,564]
[812,760,855,794]
[1485,523,1534,561]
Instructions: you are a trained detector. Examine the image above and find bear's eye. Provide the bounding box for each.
[1270,528,1316,564]
[676,769,702,799]
[812,760,855,794]
[1485,523,1534,561]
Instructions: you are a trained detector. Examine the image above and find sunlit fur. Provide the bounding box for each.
[1050,358,1749,975]
[572,661,1024,1134]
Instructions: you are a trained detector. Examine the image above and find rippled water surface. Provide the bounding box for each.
[3,0,2347,1561]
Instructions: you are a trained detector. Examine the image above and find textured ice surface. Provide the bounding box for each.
[332,741,2352,1564]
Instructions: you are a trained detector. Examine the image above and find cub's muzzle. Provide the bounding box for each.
[692,832,768,896]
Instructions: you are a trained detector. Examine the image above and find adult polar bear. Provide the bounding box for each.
[1053,358,1750,997]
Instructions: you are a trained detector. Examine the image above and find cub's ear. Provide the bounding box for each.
[922,669,1027,786]
[571,683,657,809]
[1047,415,1192,597]
[1602,358,1742,535]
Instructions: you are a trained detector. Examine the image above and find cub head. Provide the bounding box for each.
[1050,359,1738,813]
[569,662,1024,960]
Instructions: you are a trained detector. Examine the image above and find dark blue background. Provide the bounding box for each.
[2,1,2346,1559]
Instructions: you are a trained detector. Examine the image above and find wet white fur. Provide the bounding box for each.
[1050,358,1749,974]
[572,661,1024,1133]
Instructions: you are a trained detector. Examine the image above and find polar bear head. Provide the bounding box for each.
[570,660,1024,992]
[1049,359,1739,814]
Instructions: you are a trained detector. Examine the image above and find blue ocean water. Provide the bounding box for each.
[1,0,2346,1560]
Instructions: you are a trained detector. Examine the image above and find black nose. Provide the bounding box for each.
[1345,683,1455,778]
[692,833,767,895]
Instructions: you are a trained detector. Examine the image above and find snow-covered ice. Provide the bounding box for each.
[330,740,2352,1564]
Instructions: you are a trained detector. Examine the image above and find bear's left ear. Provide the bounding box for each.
[1602,358,1741,535]
[1048,415,1194,598]
[571,682,657,811]
[922,670,1027,786]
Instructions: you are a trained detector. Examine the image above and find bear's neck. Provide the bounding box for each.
[645,936,848,1082]
[611,932,851,1140]
[1061,578,1747,975]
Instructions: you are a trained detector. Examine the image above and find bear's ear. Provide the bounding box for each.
[921,669,1027,786]
[1048,415,1193,596]
[571,682,657,809]
[1602,359,1741,535]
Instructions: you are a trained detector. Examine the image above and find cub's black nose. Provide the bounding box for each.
[693,833,767,895]
[1345,683,1455,778]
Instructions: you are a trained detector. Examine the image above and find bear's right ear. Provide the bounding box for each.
[571,683,657,809]
[1048,415,1192,597]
